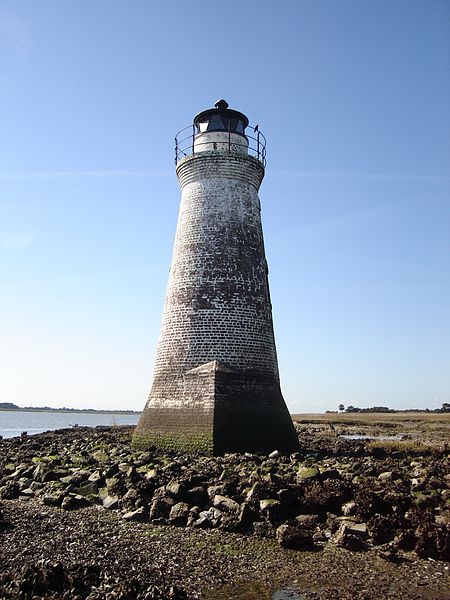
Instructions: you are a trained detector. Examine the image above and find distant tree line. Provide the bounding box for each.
[0,402,140,414]
[335,403,450,414]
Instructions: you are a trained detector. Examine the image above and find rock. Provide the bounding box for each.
[297,466,319,481]
[145,468,157,480]
[166,481,185,500]
[269,450,280,459]
[415,523,450,561]
[120,464,137,479]
[320,469,341,480]
[302,479,351,513]
[312,526,329,545]
[61,495,88,510]
[352,490,390,522]
[259,498,284,525]
[238,502,256,529]
[368,515,397,545]
[59,474,77,485]
[378,471,393,482]
[88,470,104,483]
[295,514,319,529]
[186,506,200,527]
[259,498,281,511]
[414,492,432,509]
[98,487,109,501]
[76,481,98,497]
[276,521,314,549]
[18,477,33,490]
[150,497,174,521]
[436,514,450,526]
[348,522,368,536]
[92,450,110,463]
[106,477,121,490]
[169,502,190,525]
[31,463,46,482]
[245,483,265,503]
[277,488,297,506]
[440,489,450,502]
[342,501,356,516]
[253,521,273,537]
[104,463,119,478]
[395,529,417,551]
[333,522,368,551]
[32,464,59,483]
[213,495,240,513]
[122,488,139,509]
[262,472,283,487]
[41,492,65,507]
[11,465,33,479]
[193,508,222,529]
[122,507,147,522]
[0,482,20,500]
[14,560,105,598]
[29,481,43,492]
[185,486,208,507]
[102,494,120,510]
[207,484,227,500]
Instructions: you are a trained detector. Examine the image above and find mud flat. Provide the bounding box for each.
[0,417,449,599]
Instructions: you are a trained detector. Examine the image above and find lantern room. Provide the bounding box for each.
[174,100,266,166]
[194,99,249,136]
[193,99,249,155]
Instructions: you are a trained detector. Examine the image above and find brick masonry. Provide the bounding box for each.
[133,144,299,454]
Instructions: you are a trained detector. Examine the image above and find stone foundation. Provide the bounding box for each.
[133,360,298,455]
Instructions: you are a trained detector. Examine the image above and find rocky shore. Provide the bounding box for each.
[0,422,449,599]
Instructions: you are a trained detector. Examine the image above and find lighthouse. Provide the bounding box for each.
[133,100,299,455]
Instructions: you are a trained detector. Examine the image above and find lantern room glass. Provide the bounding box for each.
[196,114,247,135]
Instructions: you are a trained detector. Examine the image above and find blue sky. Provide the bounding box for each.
[0,0,449,412]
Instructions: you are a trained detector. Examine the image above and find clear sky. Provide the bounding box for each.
[1,0,449,413]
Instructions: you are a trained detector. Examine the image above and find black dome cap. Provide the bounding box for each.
[194,99,249,130]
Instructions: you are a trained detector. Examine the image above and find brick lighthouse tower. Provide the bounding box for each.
[133,100,299,455]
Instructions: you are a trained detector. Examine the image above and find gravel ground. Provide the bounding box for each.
[1,498,449,599]
[0,422,449,599]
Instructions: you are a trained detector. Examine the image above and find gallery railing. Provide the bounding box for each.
[174,124,267,167]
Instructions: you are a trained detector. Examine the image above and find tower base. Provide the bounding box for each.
[132,360,299,455]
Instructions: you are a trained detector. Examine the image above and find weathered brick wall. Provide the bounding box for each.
[153,152,279,379]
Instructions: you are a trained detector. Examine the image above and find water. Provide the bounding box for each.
[0,410,140,439]
[339,434,402,441]
[272,587,304,599]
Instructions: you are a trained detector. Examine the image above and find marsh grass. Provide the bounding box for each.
[292,412,449,451]
[292,412,450,426]
[365,439,439,454]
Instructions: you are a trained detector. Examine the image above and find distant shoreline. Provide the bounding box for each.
[0,406,141,415]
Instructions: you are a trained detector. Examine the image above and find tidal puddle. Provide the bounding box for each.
[340,434,402,441]
[205,582,306,599]
[272,586,305,599]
